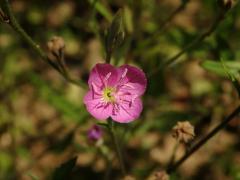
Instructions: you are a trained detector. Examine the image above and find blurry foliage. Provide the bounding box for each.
[0,0,240,179]
[52,157,77,180]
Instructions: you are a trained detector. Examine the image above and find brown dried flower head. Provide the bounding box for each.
[154,170,169,180]
[172,121,195,143]
[47,36,65,56]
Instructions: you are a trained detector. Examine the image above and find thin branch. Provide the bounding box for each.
[136,0,191,53]
[1,0,87,89]
[167,105,240,174]
[1,0,48,61]
[159,0,190,32]
[149,5,228,77]
[164,10,225,67]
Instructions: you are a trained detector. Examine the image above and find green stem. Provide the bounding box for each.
[1,0,87,89]
[2,0,48,61]
[106,51,112,64]
[167,105,240,174]
[107,120,126,176]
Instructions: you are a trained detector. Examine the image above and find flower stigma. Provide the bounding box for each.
[103,87,116,102]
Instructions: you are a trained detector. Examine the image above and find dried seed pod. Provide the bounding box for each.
[172,121,195,143]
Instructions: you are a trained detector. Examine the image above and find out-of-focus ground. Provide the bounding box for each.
[0,0,240,179]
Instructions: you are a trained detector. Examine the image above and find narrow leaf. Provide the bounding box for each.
[201,60,240,77]
[221,59,240,98]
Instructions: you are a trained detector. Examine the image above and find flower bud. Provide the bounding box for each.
[105,10,125,58]
[47,36,65,56]
[87,125,103,142]
[172,121,195,143]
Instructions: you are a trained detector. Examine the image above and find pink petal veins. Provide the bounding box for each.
[111,97,143,123]
[88,64,119,88]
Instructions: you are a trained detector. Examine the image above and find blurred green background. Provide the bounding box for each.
[0,0,240,179]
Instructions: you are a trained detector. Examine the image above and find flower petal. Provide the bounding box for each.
[111,97,143,123]
[84,91,112,120]
[88,63,119,88]
[117,65,147,96]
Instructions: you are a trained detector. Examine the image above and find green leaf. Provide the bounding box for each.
[52,157,77,180]
[201,60,240,98]
[123,6,133,33]
[89,0,112,22]
[221,59,240,98]
[201,60,240,77]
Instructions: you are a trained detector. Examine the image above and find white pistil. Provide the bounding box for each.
[104,72,112,81]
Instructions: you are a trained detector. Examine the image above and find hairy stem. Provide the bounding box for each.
[167,105,240,174]
[1,0,87,88]
[107,120,126,176]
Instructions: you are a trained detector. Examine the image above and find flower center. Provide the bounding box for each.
[103,87,116,102]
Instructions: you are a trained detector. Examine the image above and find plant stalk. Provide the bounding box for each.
[107,120,126,176]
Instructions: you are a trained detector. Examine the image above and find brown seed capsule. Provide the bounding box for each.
[47,36,65,56]
[172,121,195,143]
[154,170,169,180]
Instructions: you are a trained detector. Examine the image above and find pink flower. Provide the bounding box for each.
[84,63,147,123]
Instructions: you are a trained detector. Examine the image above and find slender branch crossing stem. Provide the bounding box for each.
[167,105,240,174]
